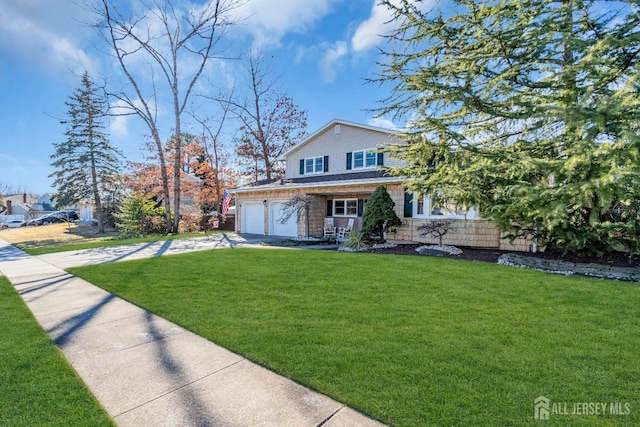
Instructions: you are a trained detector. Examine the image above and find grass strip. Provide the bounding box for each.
[69,249,640,426]
[0,276,113,426]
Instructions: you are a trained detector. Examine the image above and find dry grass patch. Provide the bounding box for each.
[0,223,116,250]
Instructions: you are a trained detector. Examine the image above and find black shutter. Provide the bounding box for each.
[323,155,329,172]
[300,159,305,175]
[346,152,352,170]
[377,152,384,166]
[357,199,365,217]
[404,190,413,217]
[326,200,333,216]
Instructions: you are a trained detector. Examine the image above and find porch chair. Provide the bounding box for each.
[323,217,336,237]
[337,218,354,239]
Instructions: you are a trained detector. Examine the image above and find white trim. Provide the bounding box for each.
[351,149,378,170]
[333,198,358,217]
[232,176,404,194]
[304,156,324,174]
[412,192,476,220]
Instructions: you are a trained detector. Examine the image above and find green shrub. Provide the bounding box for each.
[341,231,369,251]
[361,185,401,242]
[115,193,166,235]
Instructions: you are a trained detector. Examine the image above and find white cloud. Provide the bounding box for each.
[351,2,395,53]
[319,41,348,83]
[0,0,97,77]
[368,116,401,130]
[109,100,131,139]
[235,0,339,49]
[351,0,436,53]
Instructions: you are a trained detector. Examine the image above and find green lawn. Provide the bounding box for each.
[69,249,640,426]
[0,276,114,426]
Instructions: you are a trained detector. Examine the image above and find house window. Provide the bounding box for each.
[334,199,358,217]
[353,151,364,168]
[365,151,377,167]
[347,149,383,170]
[413,192,471,219]
[430,193,466,217]
[304,156,324,174]
[352,150,377,169]
[416,193,425,215]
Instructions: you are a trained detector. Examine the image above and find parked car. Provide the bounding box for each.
[26,214,59,226]
[26,211,78,226]
[3,219,25,228]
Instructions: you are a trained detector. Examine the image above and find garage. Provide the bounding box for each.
[269,202,298,237]
[241,202,265,234]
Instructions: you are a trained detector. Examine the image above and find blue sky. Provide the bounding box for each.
[0,0,426,195]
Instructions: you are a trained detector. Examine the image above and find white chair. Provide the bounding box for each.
[338,218,354,239]
[323,217,336,237]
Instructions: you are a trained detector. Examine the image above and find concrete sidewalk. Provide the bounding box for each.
[0,237,384,427]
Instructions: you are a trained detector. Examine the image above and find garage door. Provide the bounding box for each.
[270,202,298,237]
[242,202,265,234]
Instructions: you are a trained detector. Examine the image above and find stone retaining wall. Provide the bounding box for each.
[498,253,640,282]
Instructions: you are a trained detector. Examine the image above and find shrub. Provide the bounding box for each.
[417,219,456,246]
[144,215,167,234]
[178,213,201,233]
[115,193,166,235]
[340,231,369,252]
[361,185,402,242]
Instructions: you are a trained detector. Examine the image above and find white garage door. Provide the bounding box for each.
[270,202,298,237]
[242,202,265,234]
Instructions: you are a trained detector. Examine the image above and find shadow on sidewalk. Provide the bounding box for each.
[49,293,116,347]
[143,311,220,426]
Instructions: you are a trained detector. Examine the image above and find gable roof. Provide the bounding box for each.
[282,118,401,159]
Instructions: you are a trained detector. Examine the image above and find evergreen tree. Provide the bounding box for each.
[50,71,122,234]
[362,185,402,242]
[114,193,166,235]
[378,0,640,255]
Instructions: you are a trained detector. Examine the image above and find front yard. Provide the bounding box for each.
[68,248,640,426]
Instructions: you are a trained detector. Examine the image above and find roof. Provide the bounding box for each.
[282,118,402,159]
[232,170,404,194]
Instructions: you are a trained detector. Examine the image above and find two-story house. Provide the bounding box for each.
[232,119,532,251]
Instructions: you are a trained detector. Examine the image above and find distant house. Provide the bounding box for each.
[232,119,533,252]
[2,194,37,220]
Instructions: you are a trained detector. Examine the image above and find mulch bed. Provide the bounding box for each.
[367,244,639,268]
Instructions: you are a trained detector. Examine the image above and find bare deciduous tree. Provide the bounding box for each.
[221,53,308,181]
[278,193,316,237]
[190,91,236,216]
[417,219,457,246]
[93,0,240,232]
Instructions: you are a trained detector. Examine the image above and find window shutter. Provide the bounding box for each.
[323,155,329,172]
[377,152,384,166]
[299,159,305,175]
[404,190,413,217]
[357,199,365,217]
[326,200,333,216]
[346,152,352,170]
